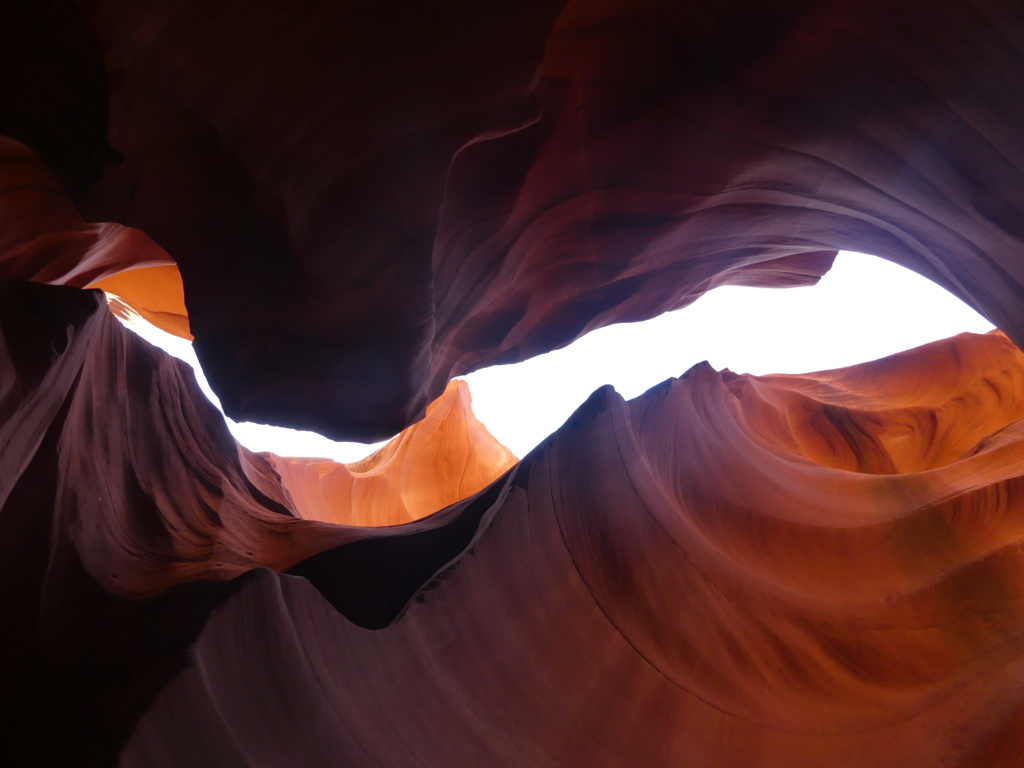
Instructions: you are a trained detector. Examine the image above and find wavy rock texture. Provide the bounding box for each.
[90,265,191,339]
[6,1,1024,440]
[0,136,190,337]
[60,0,1024,441]
[121,329,1024,768]
[268,380,517,526]
[0,281,512,765]
[6,277,1024,766]
[4,1,1024,767]
[8,276,1024,768]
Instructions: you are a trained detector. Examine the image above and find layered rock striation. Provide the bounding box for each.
[0,136,190,337]
[0,281,511,764]
[12,0,1024,440]
[78,0,1024,441]
[122,330,1024,767]
[4,1,1024,766]
[7,1,1024,442]
[4,275,1024,765]
[267,379,517,527]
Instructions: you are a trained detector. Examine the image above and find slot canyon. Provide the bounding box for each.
[3,0,1024,765]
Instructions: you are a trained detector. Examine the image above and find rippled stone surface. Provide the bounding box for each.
[0,137,189,337]
[4,278,1024,765]
[4,2,1024,766]
[124,329,1024,768]
[0,282,510,764]
[268,380,516,527]
[75,0,1024,441]
[8,1,1024,441]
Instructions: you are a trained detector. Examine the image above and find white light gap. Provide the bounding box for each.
[114,251,996,461]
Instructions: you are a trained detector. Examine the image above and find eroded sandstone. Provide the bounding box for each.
[267,379,516,527]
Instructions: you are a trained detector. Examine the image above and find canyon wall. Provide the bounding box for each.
[267,380,517,527]
[5,278,1024,765]
[127,333,1024,768]
[3,0,1024,766]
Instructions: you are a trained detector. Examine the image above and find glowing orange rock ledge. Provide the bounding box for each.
[0,136,191,338]
[267,379,517,526]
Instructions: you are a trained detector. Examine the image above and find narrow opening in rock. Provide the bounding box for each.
[110,250,994,462]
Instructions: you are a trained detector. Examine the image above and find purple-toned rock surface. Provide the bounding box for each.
[4,2,1024,766]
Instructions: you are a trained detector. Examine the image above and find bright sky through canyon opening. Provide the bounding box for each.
[115,251,995,461]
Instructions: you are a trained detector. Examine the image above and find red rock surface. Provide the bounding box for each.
[90,265,191,339]
[3,1,1024,766]
[0,282,511,764]
[5,274,1024,765]
[0,136,190,337]
[267,380,517,527]
[8,1,1023,442]
[123,330,1024,767]
[61,0,1024,441]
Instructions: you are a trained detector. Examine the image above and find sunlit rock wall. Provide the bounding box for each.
[9,1,1023,443]
[5,277,1024,765]
[268,380,517,527]
[0,281,511,764]
[3,0,1024,766]
[0,136,189,336]
[121,331,1024,768]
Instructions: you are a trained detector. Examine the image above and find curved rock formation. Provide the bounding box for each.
[7,1,1023,442]
[4,275,1024,766]
[63,0,1024,441]
[123,329,1024,767]
[4,2,1024,767]
[267,379,516,526]
[0,136,190,337]
[90,265,191,339]
[0,281,509,765]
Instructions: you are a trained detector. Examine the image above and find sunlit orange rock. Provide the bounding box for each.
[0,282,504,764]
[4,1,1024,766]
[267,380,516,526]
[123,329,1024,767]
[90,265,191,339]
[0,136,190,337]
[6,277,1024,766]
